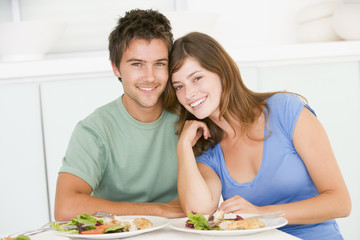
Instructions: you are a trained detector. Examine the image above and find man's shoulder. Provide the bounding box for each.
[80,98,122,127]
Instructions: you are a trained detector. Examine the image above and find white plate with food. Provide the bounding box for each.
[169,213,288,236]
[55,215,169,239]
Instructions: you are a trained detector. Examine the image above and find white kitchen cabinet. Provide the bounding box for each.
[40,75,123,220]
[0,83,49,236]
[256,61,360,240]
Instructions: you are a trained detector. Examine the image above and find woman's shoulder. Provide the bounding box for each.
[266,93,306,114]
[267,92,302,106]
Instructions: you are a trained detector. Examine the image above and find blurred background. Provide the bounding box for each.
[0,0,359,239]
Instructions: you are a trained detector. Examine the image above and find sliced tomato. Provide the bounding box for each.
[81,228,105,235]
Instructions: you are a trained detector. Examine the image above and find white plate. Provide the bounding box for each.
[55,215,169,239]
[169,213,288,236]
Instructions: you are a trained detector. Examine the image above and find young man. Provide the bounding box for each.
[54,9,184,221]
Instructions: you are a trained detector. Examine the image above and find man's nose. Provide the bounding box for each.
[143,66,155,82]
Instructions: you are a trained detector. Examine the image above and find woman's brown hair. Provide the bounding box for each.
[164,32,296,156]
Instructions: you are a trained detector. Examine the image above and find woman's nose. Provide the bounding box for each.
[185,86,196,99]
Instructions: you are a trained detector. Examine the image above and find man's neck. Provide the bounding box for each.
[122,96,163,123]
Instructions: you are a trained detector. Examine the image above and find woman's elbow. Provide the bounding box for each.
[339,198,352,218]
[335,193,352,218]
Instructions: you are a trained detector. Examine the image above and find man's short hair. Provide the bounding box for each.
[108,9,173,69]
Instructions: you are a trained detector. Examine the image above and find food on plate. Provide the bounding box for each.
[185,211,265,231]
[219,218,265,230]
[2,235,30,240]
[185,211,217,230]
[52,213,153,235]
[133,218,153,229]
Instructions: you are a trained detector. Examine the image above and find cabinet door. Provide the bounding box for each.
[257,61,360,240]
[40,76,123,220]
[0,83,49,236]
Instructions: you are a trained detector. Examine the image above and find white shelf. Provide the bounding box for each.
[230,40,360,67]
[1,41,360,83]
[0,50,113,83]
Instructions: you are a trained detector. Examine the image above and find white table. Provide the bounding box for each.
[17,225,301,240]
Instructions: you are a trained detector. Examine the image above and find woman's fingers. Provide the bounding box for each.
[180,120,211,146]
[219,195,260,214]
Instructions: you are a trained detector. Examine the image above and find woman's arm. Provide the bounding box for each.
[220,107,351,224]
[177,120,222,214]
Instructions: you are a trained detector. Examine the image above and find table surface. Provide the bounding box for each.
[11,225,301,240]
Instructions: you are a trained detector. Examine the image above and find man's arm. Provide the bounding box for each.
[54,172,186,221]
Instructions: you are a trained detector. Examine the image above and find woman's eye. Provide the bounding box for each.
[174,85,183,91]
[194,76,202,82]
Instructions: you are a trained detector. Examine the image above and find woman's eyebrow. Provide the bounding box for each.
[172,70,201,84]
[187,71,200,79]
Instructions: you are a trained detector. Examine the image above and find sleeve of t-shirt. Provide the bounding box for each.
[59,121,107,190]
[271,93,316,140]
[195,144,220,173]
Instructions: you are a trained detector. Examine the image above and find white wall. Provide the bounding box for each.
[186,0,344,50]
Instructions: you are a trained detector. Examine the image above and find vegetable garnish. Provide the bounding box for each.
[186,211,219,230]
[52,214,103,234]
[52,213,153,235]
[13,235,31,240]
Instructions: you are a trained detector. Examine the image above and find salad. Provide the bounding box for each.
[52,213,153,235]
[3,235,30,240]
[185,212,219,230]
[185,211,265,231]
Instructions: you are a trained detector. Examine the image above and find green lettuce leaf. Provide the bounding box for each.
[104,225,125,233]
[187,211,211,230]
[13,235,30,240]
[51,213,103,234]
[70,213,103,225]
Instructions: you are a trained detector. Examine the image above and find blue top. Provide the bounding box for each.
[196,93,343,240]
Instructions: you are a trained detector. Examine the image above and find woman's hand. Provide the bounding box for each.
[178,120,211,147]
[219,195,261,214]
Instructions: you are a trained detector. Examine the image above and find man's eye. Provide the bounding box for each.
[132,63,141,67]
[156,62,166,67]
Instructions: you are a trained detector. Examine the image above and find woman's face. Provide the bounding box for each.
[171,57,222,120]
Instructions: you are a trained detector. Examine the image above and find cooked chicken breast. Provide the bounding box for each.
[133,218,153,230]
[219,218,265,230]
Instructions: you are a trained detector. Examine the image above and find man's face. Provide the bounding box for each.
[112,38,169,114]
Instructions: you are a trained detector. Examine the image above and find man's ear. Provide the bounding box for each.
[111,62,121,77]
[111,62,122,82]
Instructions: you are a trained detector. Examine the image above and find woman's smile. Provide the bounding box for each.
[189,96,207,109]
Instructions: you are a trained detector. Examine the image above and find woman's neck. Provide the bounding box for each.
[210,114,238,140]
[210,110,265,142]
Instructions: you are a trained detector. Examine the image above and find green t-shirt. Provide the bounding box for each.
[60,96,179,203]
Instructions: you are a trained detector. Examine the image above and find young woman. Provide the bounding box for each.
[164,32,351,239]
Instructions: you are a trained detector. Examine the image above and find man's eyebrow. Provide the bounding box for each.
[126,58,144,63]
[126,58,168,63]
